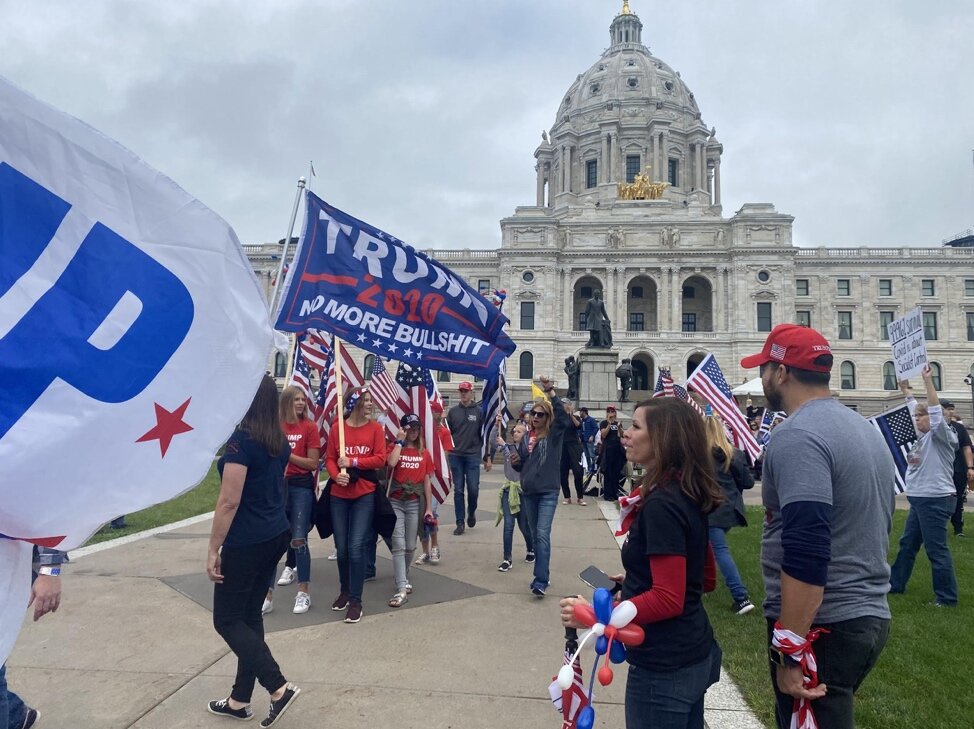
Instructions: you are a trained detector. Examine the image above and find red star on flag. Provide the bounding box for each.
[136,398,194,457]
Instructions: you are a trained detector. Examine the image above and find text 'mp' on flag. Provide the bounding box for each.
[0,75,273,551]
[867,404,916,493]
[273,191,516,377]
[687,354,762,461]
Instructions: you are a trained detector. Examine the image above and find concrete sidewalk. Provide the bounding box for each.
[7,473,761,728]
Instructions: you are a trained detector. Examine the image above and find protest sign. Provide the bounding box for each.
[888,307,928,379]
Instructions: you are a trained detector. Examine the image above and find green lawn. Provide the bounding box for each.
[707,506,973,729]
[84,462,221,546]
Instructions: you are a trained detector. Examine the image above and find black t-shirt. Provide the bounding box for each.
[620,484,714,671]
[949,421,972,474]
[217,428,290,548]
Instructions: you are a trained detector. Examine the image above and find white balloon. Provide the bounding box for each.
[558,663,575,690]
[609,600,637,628]
[592,623,605,636]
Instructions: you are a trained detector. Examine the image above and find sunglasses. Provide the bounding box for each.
[530,410,548,418]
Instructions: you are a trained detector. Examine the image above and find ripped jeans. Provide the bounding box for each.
[283,480,315,584]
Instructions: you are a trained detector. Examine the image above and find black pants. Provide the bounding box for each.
[214,531,290,703]
[950,471,968,534]
[766,616,889,729]
[560,445,584,500]
[602,447,625,501]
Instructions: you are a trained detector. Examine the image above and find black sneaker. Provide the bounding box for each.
[956,531,965,538]
[20,709,40,729]
[260,685,301,727]
[207,698,253,721]
[467,512,477,528]
[453,522,465,535]
[525,552,536,563]
[344,601,364,623]
[498,560,512,572]
[733,598,755,615]
[532,585,546,598]
[331,592,350,611]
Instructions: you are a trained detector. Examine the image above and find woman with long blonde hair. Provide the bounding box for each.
[703,414,755,615]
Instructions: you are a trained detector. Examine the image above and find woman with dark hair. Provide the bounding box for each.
[560,398,723,729]
[510,376,571,598]
[703,414,756,615]
[206,374,301,726]
[385,413,434,607]
[263,385,321,616]
[324,386,386,624]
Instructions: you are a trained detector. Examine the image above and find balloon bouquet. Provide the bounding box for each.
[555,588,645,729]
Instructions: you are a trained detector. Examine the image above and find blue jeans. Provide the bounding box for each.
[286,486,315,584]
[330,492,375,603]
[708,527,748,602]
[520,491,558,590]
[890,495,958,604]
[449,453,481,524]
[0,663,28,729]
[583,442,597,474]
[501,488,534,561]
[625,641,722,729]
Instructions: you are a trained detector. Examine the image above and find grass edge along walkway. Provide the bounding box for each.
[707,505,973,729]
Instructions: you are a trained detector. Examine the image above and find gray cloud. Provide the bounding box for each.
[1,0,970,248]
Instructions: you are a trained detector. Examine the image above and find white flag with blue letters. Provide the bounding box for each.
[0,75,273,659]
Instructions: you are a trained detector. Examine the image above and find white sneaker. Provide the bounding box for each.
[327,551,338,561]
[261,598,273,615]
[277,566,296,586]
[430,547,441,564]
[414,553,429,566]
[293,592,311,614]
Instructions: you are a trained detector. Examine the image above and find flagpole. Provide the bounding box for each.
[334,337,347,475]
[268,176,306,318]
[284,333,300,383]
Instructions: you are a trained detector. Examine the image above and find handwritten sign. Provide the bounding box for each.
[889,308,927,380]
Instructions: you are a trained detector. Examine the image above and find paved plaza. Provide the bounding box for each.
[7,471,764,729]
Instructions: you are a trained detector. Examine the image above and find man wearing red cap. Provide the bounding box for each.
[446,382,491,535]
[741,324,895,729]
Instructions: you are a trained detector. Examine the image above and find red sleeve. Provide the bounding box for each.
[629,555,686,624]
[704,542,717,593]
[304,420,321,452]
[423,450,435,478]
[325,424,340,479]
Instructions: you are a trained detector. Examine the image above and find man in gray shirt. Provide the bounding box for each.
[741,324,895,729]
[446,381,492,535]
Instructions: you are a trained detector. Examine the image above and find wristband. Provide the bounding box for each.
[395,440,406,447]
[352,457,359,468]
[38,566,60,577]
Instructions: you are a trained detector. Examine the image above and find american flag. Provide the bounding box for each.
[316,336,365,448]
[758,408,786,445]
[480,359,509,461]
[298,329,330,372]
[867,405,916,493]
[289,346,315,403]
[687,354,762,461]
[426,372,452,503]
[548,652,589,729]
[369,357,411,441]
[652,368,706,416]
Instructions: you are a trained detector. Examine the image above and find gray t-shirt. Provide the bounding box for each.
[762,398,896,623]
[904,400,957,497]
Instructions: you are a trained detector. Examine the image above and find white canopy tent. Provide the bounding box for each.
[731,377,765,397]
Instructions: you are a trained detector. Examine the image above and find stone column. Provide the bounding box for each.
[697,145,705,191]
[562,146,571,193]
[707,164,714,202]
[661,131,670,183]
[671,267,681,332]
[536,163,545,206]
[617,266,628,333]
[600,134,609,185]
[563,268,573,331]
[714,159,722,205]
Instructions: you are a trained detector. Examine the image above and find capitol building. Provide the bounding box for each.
[248,2,974,418]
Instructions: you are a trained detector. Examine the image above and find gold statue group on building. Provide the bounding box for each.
[617,166,669,200]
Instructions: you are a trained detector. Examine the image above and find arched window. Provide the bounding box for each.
[882,362,897,391]
[519,351,534,380]
[929,362,942,391]
[363,354,375,379]
[840,361,856,390]
[273,352,287,379]
[437,370,451,383]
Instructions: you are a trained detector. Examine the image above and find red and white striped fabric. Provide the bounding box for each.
[614,491,642,536]
[687,354,762,461]
[316,337,365,447]
[772,623,829,729]
[298,329,330,372]
[369,357,411,442]
[548,652,589,728]
[427,376,452,503]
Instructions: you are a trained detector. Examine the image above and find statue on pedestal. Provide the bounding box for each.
[583,290,612,348]
[616,358,634,402]
[564,356,580,400]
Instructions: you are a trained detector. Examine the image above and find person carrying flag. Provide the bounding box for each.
[740,324,894,729]
[416,401,450,564]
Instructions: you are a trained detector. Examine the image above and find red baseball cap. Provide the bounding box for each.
[740,324,833,373]
[430,401,443,413]
[458,381,474,392]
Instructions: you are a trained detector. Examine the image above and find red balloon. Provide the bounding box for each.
[573,603,597,627]
[603,625,618,641]
[598,664,614,686]
[618,624,645,646]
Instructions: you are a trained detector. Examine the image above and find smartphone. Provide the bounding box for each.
[580,565,620,593]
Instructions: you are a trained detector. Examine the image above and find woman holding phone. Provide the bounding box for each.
[560,397,722,729]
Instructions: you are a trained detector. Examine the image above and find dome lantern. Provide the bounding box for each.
[611,1,643,47]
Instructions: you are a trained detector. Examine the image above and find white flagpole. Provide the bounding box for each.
[268,176,306,317]
[334,337,347,475]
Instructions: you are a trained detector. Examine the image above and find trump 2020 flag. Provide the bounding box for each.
[274,191,516,376]
[0,77,273,596]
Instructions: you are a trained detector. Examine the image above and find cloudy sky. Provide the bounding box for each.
[2,0,971,250]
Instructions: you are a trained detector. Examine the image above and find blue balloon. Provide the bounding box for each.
[577,705,596,729]
[593,587,613,625]
[595,634,609,655]
[610,639,627,664]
